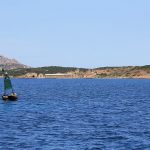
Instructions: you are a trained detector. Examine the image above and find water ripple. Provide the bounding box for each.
[0,79,150,149]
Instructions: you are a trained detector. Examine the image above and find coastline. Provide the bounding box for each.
[1,77,150,79]
[1,65,150,79]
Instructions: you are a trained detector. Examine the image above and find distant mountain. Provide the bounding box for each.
[0,55,28,70]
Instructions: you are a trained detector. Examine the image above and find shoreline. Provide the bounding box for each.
[1,77,150,79]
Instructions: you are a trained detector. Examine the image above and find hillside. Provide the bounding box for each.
[94,66,150,78]
[0,55,150,78]
[1,66,88,77]
[0,55,28,70]
[1,65,150,78]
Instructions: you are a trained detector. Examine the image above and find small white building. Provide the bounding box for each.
[45,73,73,78]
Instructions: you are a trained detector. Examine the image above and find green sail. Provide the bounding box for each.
[4,76,13,90]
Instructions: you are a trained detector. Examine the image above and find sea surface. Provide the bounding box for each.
[0,79,150,150]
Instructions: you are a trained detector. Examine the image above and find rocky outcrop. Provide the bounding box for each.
[0,55,28,70]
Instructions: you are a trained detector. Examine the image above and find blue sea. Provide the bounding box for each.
[0,79,150,150]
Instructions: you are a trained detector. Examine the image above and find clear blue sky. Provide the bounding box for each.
[0,0,150,68]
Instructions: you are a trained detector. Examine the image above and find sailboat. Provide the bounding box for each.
[2,69,18,101]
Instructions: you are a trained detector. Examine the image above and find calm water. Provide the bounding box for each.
[0,79,150,150]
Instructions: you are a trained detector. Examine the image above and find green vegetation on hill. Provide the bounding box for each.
[96,65,150,78]
[132,65,150,70]
[0,66,88,77]
[0,65,150,78]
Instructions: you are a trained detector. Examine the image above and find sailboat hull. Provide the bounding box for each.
[2,70,18,101]
[2,95,18,101]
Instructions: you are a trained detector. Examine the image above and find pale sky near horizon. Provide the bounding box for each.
[0,0,150,68]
